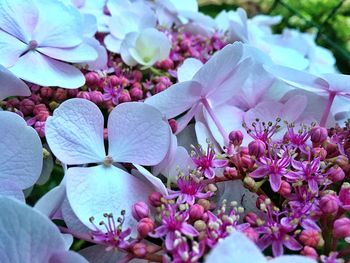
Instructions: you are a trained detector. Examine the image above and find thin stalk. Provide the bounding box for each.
[320,92,336,127]
[201,98,229,146]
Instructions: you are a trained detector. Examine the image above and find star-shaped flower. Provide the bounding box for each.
[45,98,171,231]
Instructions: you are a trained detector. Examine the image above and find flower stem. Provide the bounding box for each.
[201,98,229,146]
[320,92,336,127]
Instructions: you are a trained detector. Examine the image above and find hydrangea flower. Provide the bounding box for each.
[205,231,316,263]
[0,65,30,100]
[0,0,98,88]
[104,0,156,53]
[0,111,42,201]
[120,28,171,68]
[264,65,350,126]
[145,42,251,141]
[45,98,171,231]
[0,196,88,263]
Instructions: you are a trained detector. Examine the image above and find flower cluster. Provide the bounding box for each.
[0,0,349,262]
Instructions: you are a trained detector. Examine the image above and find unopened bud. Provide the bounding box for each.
[299,229,320,247]
[248,139,266,158]
[137,218,154,238]
[132,201,150,221]
[189,204,204,220]
[229,130,244,146]
[320,194,339,215]
[310,126,328,144]
[333,217,350,238]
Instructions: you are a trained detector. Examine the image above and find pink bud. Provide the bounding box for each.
[36,110,49,122]
[310,126,328,144]
[336,155,348,169]
[301,246,318,260]
[189,204,204,220]
[130,87,143,101]
[333,217,350,238]
[40,87,54,98]
[132,82,142,89]
[148,192,163,207]
[168,119,177,134]
[159,58,174,70]
[19,99,35,115]
[248,139,266,158]
[320,194,339,215]
[89,91,103,104]
[33,104,47,115]
[245,212,258,225]
[155,83,167,94]
[120,76,129,87]
[279,180,291,196]
[137,217,154,238]
[132,243,147,258]
[77,91,91,100]
[312,147,327,160]
[339,182,350,209]
[53,88,67,101]
[119,90,131,103]
[85,72,100,86]
[34,121,45,137]
[132,201,150,221]
[229,130,244,146]
[299,229,320,247]
[67,89,79,98]
[109,75,120,86]
[328,166,345,182]
[240,154,254,169]
[132,70,142,82]
[223,167,238,179]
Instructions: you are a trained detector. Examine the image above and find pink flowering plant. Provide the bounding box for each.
[0,0,349,262]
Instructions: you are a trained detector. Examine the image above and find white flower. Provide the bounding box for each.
[120,28,171,68]
[104,0,156,53]
[45,98,171,232]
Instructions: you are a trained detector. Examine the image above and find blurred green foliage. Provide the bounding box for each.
[199,0,350,73]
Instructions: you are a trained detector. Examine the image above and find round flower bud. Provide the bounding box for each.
[224,167,238,179]
[132,201,150,221]
[333,218,350,238]
[89,91,103,104]
[40,87,54,98]
[77,91,91,100]
[189,204,204,220]
[328,166,345,183]
[248,139,266,158]
[67,89,79,98]
[119,90,131,103]
[85,72,100,86]
[148,192,163,207]
[299,229,320,247]
[229,130,244,146]
[53,88,67,101]
[245,212,258,225]
[109,75,120,86]
[310,126,328,144]
[279,180,291,196]
[137,218,154,238]
[312,147,327,160]
[130,87,143,101]
[20,99,35,115]
[320,194,339,215]
[301,246,318,260]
